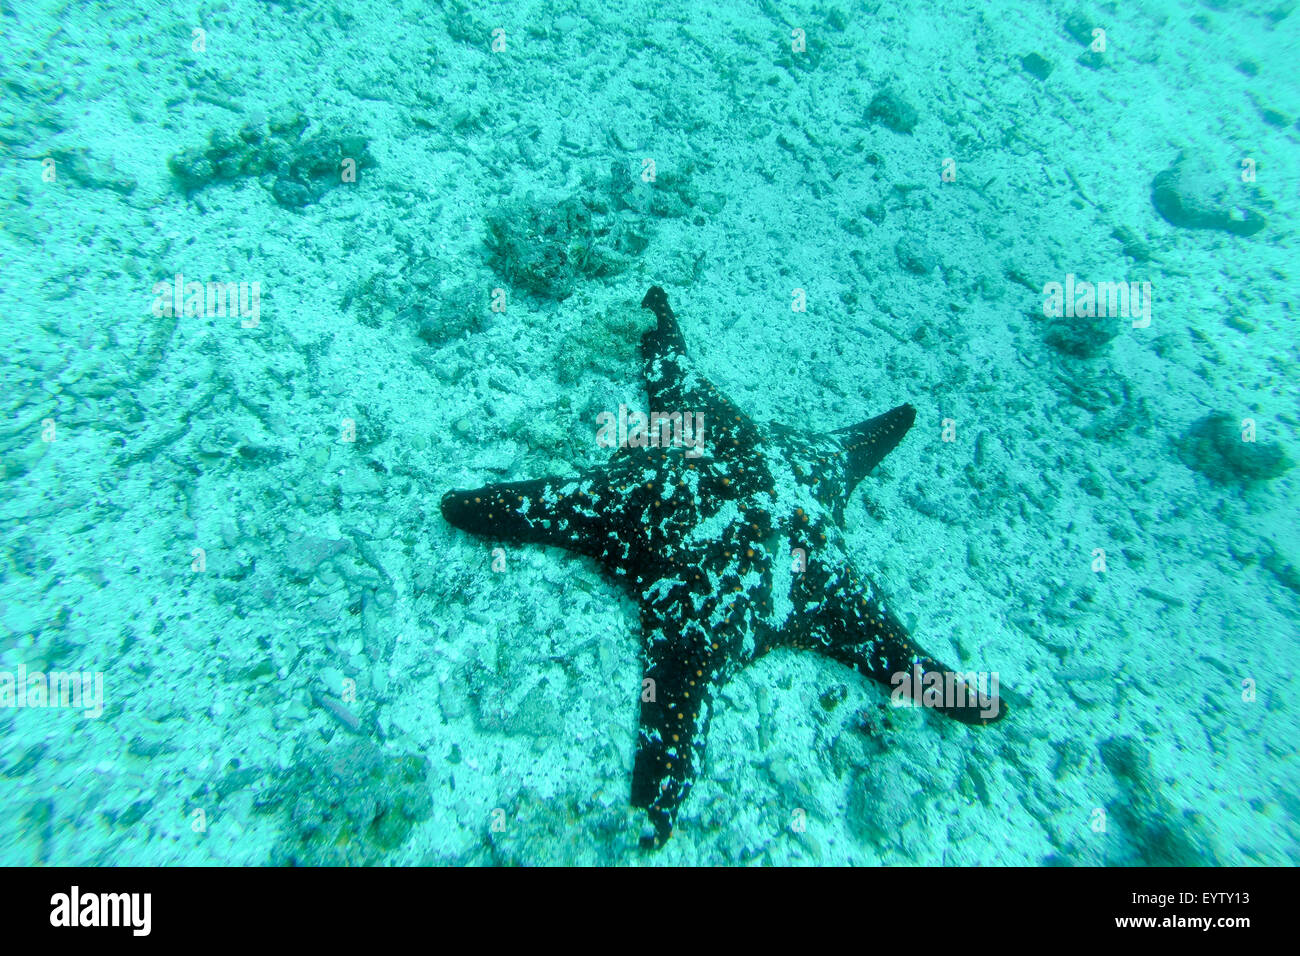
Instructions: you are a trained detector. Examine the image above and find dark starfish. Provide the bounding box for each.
[441,286,1007,848]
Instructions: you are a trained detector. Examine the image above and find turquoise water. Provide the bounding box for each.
[1,0,1296,866]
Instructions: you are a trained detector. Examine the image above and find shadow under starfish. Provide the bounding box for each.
[441,286,1007,849]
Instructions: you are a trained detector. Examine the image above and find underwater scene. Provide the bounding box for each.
[1,0,1296,867]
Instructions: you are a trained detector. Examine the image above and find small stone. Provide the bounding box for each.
[1111,225,1153,262]
[1077,49,1106,70]
[318,667,346,697]
[1177,413,1293,484]
[1043,310,1118,359]
[1223,312,1256,334]
[272,178,314,209]
[895,237,938,275]
[867,88,918,134]
[167,149,215,193]
[1020,53,1053,81]
[1063,13,1095,45]
[1260,107,1290,129]
[1151,152,1266,236]
[340,468,382,495]
[116,799,153,828]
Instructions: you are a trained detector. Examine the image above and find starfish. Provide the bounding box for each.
[441,286,1007,848]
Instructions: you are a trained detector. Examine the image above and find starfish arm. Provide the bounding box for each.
[796,560,1006,725]
[631,594,737,848]
[639,286,767,472]
[829,402,916,499]
[440,474,619,560]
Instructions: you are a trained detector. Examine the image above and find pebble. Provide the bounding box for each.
[1151,153,1266,236]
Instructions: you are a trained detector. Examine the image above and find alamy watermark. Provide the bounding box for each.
[890,665,1001,721]
[1042,274,1151,328]
[50,886,150,936]
[1,664,105,718]
[596,405,705,458]
[152,272,260,327]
